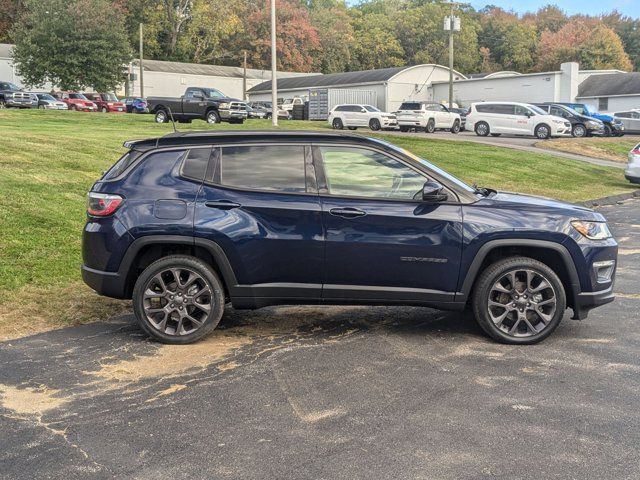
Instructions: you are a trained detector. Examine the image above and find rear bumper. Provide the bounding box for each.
[572,286,615,320]
[81,265,128,299]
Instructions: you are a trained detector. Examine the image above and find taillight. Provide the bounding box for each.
[632,147,640,155]
[87,192,123,216]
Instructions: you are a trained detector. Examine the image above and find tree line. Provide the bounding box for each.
[1,0,638,91]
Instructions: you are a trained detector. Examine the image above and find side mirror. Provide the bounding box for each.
[361,108,367,113]
[526,112,533,118]
[422,181,448,203]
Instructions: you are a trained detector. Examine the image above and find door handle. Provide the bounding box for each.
[205,200,241,210]
[329,207,366,218]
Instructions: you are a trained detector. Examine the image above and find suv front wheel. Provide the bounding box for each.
[133,255,225,344]
[472,256,566,344]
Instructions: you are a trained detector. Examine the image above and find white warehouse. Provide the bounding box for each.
[247,64,466,112]
[430,62,626,108]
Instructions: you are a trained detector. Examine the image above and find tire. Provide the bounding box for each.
[0,101,6,109]
[472,256,566,345]
[347,126,357,130]
[603,124,612,137]
[70,105,77,111]
[206,110,221,124]
[332,118,344,130]
[490,133,501,137]
[475,121,490,136]
[572,124,586,138]
[425,118,436,133]
[450,120,460,134]
[399,126,410,132]
[369,118,381,131]
[534,123,551,140]
[132,255,226,344]
[101,107,108,113]
[38,105,45,109]
[155,109,168,123]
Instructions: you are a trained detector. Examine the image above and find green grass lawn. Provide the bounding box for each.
[537,135,640,162]
[0,109,636,338]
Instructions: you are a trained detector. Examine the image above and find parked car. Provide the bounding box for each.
[32,92,68,110]
[84,92,126,113]
[328,104,398,131]
[448,107,468,131]
[533,103,604,137]
[626,143,640,184]
[148,87,247,124]
[550,102,624,137]
[612,109,640,135]
[123,97,149,114]
[248,101,290,119]
[54,92,97,112]
[395,101,462,133]
[81,131,617,346]
[281,97,306,113]
[246,104,267,119]
[466,102,572,139]
[0,82,37,108]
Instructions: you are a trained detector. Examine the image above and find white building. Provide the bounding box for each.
[430,62,626,108]
[247,64,466,112]
[127,59,316,99]
[576,72,640,113]
[1,43,314,98]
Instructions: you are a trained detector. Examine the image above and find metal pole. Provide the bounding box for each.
[243,50,247,101]
[448,5,453,109]
[270,0,278,126]
[139,23,144,98]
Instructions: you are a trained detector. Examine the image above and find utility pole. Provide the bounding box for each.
[242,50,247,101]
[444,2,461,109]
[270,0,278,126]
[139,23,144,98]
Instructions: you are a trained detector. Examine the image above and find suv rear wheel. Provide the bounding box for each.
[155,109,168,123]
[472,256,566,344]
[475,121,490,136]
[206,110,221,124]
[332,118,344,130]
[133,255,225,344]
[425,118,436,133]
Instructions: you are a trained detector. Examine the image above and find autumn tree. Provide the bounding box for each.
[245,0,321,72]
[536,18,632,71]
[0,0,24,43]
[11,0,132,90]
[523,5,567,33]
[309,0,356,73]
[603,12,640,70]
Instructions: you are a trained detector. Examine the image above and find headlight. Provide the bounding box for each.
[218,102,230,109]
[552,119,564,124]
[571,220,612,240]
[587,120,600,127]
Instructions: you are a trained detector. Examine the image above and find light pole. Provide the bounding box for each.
[270,0,278,126]
[443,2,461,108]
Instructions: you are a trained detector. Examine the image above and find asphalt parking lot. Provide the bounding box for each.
[1,199,639,479]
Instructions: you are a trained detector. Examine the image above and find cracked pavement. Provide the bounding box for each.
[1,199,639,479]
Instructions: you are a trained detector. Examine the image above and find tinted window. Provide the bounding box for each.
[102,150,145,180]
[535,105,550,113]
[550,107,566,117]
[348,105,363,112]
[335,105,349,112]
[320,147,426,200]
[514,105,531,116]
[425,103,446,112]
[399,102,422,110]
[181,148,211,181]
[220,145,306,193]
[615,112,631,118]
[476,104,514,114]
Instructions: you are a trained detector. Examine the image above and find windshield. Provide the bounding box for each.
[103,93,118,101]
[529,105,547,115]
[364,105,381,112]
[569,104,592,115]
[563,106,582,117]
[37,94,55,101]
[375,139,476,194]
[69,93,87,100]
[283,99,294,105]
[1,82,20,91]
[202,88,226,99]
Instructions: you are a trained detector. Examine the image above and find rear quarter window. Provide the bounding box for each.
[102,150,144,180]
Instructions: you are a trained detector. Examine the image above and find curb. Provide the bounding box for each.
[582,190,640,208]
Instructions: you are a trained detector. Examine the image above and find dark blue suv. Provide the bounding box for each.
[82,132,617,345]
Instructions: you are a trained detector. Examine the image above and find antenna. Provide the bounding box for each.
[167,107,178,133]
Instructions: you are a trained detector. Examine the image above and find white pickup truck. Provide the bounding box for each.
[396,101,461,133]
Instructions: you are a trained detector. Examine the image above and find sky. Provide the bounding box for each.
[466,0,640,17]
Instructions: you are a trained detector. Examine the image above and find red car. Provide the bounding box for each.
[84,92,126,113]
[54,92,97,112]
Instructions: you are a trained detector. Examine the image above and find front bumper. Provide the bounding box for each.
[219,109,248,121]
[572,285,615,320]
[6,100,36,108]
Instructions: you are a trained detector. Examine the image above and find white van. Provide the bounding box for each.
[466,102,572,139]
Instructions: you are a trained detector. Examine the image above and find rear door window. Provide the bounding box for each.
[217,145,308,193]
[181,147,212,181]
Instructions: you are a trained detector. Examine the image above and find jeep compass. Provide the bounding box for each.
[82,132,617,345]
